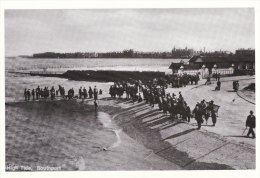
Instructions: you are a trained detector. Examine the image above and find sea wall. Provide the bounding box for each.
[62,70,166,82]
[9,70,166,83]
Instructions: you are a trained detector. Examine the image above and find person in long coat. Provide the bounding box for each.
[186,106,191,122]
[24,88,27,101]
[246,110,255,138]
[88,87,93,98]
[32,89,35,100]
[211,110,217,126]
[93,86,98,100]
[193,105,203,130]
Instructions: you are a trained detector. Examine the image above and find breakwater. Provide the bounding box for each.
[9,70,166,82]
[63,70,165,82]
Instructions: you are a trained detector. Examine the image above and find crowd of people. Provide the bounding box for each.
[22,75,255,138]
[23,86,57,101]
[165,73,200,88]
[24,85,102,101]
[193,100,218,129]
[108,80,219,129]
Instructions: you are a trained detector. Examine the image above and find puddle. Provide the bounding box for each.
[97,112,122,149]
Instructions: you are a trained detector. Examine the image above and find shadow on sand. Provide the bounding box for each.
[111,99,234,170]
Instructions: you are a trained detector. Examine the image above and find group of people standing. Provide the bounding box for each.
[166,73,200,88]
[77,86,102,100]
[109,84,125,98]
[24,85,102,101]
[24,86,57,101]
[193,100,218,129]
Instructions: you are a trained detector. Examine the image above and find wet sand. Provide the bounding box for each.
[5,99,181,171]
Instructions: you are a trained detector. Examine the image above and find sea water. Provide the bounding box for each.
[5,57,183,102]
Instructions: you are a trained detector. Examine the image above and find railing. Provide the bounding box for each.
[212,69,234,76]
[182,70,200,75]
[179,68,235,79]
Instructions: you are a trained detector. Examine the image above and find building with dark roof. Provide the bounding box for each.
[189,55,254,70]
[169,49,255,75]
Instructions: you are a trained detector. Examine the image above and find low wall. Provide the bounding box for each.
[62,70,166,82]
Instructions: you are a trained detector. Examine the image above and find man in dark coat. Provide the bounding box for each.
[88,87,93,98]
[246,110,255,138]
[24,88,27,101]
[93,86,98,100]
[27,89,31,101]
[186,105,191,122]
[83,87,87,98]
[32,89,35,100]
[193,105,203,130]
[79,87,82,99]
[233,80,236,91]
[207,100,217,126]
[216,81,221,90]
[211,110,217,126]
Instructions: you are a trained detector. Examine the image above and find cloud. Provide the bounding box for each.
[5,8,255,56]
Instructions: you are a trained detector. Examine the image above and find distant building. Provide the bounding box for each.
[169,49,255,77]
[171,47,194,58]
[235,49,255,56]
[189,55,254,70]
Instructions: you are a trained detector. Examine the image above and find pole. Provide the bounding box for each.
[242,127,248,136]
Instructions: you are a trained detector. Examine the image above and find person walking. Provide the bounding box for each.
[246,110,255,138]
[88,87,93,98]
[216,80,221,91]
[79,87,82,99]
[186,105,191,122]
[83,87,87,98]
[27,89,31,101]
[211,110,217,126]
[193,105,203,130]
[32,89,35,100]
[24,88,27,101]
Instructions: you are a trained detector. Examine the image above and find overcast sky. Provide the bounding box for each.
[5,8,255,56]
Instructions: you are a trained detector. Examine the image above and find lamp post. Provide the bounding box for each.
[179,65,184,74]
[231,63,235,75]
[202,64,206,78]
[213,64,217,76]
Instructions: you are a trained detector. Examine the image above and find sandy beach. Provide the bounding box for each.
[6,99,181,171]
[5,75,255,171]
